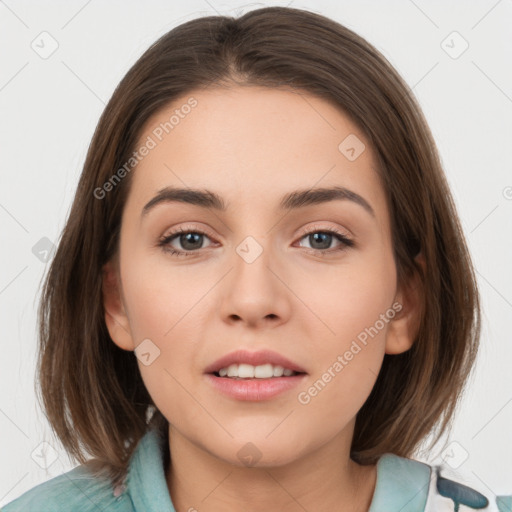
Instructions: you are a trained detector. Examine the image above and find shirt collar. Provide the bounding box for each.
[126,426,176,512]
[368,453,431,511]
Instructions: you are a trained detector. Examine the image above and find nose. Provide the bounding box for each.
[217,235,292,328]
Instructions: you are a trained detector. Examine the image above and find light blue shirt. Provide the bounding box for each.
[2,426,510,511]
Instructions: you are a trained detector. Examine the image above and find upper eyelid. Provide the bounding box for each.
[301,224,350,236]
[163,224,217,242]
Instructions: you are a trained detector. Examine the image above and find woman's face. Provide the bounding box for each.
[104,85,418,467]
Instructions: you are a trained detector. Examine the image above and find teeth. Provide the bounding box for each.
[216,363,299,379]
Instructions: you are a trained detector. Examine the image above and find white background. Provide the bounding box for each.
[1,0,511,506]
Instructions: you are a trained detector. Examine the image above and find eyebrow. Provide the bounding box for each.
[141,185,375,218]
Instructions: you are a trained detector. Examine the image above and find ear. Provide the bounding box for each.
[102,259,135,351]
[385,252,425,355]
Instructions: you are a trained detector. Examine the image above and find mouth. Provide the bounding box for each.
[203,350,308,401]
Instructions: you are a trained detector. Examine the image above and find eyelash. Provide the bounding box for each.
[157,225,354,258]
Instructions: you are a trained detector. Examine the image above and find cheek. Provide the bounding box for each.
[295,250,397,338]
[122,275,201,380]
[120,246,198,338]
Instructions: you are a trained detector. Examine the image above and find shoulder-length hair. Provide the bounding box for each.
[37,5,480,485]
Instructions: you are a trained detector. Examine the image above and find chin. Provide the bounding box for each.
[210,437,305,469]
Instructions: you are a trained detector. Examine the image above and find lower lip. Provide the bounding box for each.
[205,373,307,401]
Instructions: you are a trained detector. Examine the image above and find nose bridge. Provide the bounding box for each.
[228,203,277,264]
[217,227,290,324]
[221,202,287,287]
[231,231,275,285]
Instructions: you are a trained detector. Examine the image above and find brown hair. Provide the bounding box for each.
[37,5,480,485]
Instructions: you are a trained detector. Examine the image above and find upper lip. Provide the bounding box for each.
[204,349,307,374]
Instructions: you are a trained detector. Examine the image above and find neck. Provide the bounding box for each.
[165,424,377,512]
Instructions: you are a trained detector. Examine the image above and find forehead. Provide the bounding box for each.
[128,85,388,222]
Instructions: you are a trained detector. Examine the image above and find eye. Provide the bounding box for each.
[158,227,215,257]
[296,225,354,255]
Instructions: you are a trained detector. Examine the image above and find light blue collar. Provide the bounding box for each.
[126,427,176,511]
[369,453,431,511]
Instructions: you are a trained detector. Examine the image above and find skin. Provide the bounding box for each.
[102,85,424,512]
